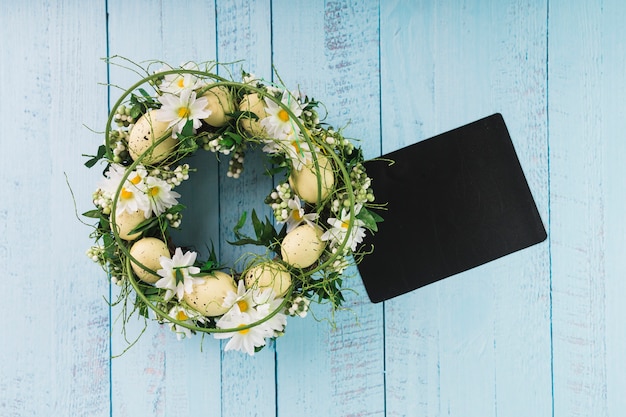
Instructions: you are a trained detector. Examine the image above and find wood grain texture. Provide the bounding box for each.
[214,2,277,416]
[272,1,385,416]
[380,1,552,416]
[549,1,626,416]
[107,1,222,416]
[0,1,109,416]
[3,1,626,416]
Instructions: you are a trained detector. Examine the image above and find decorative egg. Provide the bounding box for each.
[238,93,268,135]
[114,209,147,241]
[244,262,292,298]
[202,86,234,127]
[128,110,177,165]
[183,271,237,317]
[289,154,335,203]
[280,224,326,268]
[129,237,170,284]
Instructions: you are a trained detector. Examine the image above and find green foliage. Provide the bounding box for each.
[229,209,282,253]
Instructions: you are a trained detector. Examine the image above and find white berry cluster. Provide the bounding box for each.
[321,128,355,155]
[149,164,190,187]
[86,245,105,264]
[92,188,113,215]
[113,105,136,128]
[330,163,374,215]
[265,182,293,222]
[226,151,245,178]
[108,130,130,163]
[287,296,311,318]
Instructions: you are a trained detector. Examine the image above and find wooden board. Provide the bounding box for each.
[2,1,626,416]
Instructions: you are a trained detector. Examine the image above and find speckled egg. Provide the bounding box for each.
[183,271,237,317]
[289,154,335,203]
[202,86,234,127]
[114,209,147,241]
[238,93,268,136]
[129,237,170,284]
[244,262,292,298]
[128,110,177,165]
[280,224,326,268]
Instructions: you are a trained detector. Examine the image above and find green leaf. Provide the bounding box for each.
[174,268,185,286]
[356,207,383,232]
[233,211,247,237]
[83,145,107,168]
[137,88,152,100]
[251,209,263,239]
[128,216,159,236]
[129,104,142,119]
[82,209,102,219]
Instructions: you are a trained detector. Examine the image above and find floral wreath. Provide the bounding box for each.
[84,58,382,355]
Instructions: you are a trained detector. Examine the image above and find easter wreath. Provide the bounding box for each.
[84,59,382,355]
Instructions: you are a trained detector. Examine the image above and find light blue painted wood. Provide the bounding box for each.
[271,1,385,416]
[214,2,278,416]
[381,1,552,416]
[0,1,110,416]
[106,1,222,416]
[549,1,626,416]
[3,1,626,416]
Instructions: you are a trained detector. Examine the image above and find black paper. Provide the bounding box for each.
[357,113,547,303]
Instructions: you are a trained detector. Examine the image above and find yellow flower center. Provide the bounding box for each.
[177,78,185,88]
[278,109,289,122]
[237,324,250,335]
[291,140,302,154]
[341,221,349,229]
[178,106,191,118]
[129,174,142,185]
[176,311,189,321]
[292,209,303,221]
[120,187,133,200]
[237,300,249,313]
[149,186,160,197]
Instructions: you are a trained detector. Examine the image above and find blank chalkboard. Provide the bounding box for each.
[358,114,547,303]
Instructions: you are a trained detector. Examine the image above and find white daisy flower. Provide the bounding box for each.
[100,164,150,217]
[260,91,303,138]
[145,175,181,216]
[159,62,205,94]
[154,89,211,138]
[255,296,287,337]
[280,195,319,232]
[321,204,367,252]
[215,282,287,354]
[262,133,316,171]
[284,135,316,171]
[155,248,203,301]
[213,308,269,356]
[167,304,206,341]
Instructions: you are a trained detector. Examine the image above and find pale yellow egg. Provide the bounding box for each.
[114,209,147,241]
[129,237,170,284]
[244,262,292,298]
[280,224,326,268]
[183,271,237,317]
[289,154,335,203]
[202,86,234,127]
[238,93,268,136]
[128,110,176,165]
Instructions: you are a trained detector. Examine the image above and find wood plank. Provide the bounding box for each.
[380,1,552,416]
[0,1,110,416]
[272,1,385,416]
[213,2,278,416]
[549,1,626,415]
[106,1,222,416]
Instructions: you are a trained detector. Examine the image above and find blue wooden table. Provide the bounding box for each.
[2,1,625,416]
